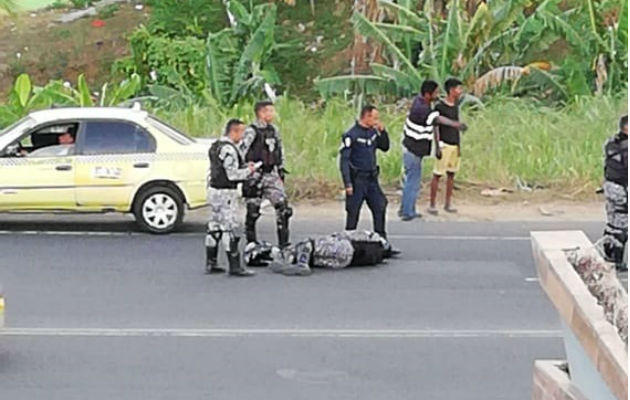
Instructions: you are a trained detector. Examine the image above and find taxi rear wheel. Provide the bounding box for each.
[133,185,184,234]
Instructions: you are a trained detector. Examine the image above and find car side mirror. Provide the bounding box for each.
[2,144,20,157]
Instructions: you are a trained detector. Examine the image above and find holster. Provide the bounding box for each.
[242,174,263,199]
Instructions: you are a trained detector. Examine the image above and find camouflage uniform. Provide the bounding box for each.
[602,181,628,264]
[601,132,628,269]
[206,137,254,276]
[245,230,388,276]
[206,138,250,234]
[240,120,292,246]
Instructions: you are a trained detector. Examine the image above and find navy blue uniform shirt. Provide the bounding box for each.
[339,121,390,188]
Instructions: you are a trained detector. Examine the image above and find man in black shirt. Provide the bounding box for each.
[400,80,467,221]
[428,78,466,215]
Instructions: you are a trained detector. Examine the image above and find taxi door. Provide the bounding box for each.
[0,128,75,210]
[0,156,75,209]
[74,120,156,210]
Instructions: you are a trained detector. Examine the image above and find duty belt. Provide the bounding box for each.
[351,167,379,179]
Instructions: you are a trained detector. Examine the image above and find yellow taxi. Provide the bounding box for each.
[0,107,211,233]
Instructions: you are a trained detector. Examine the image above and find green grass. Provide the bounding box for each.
[15,0,59,11]
[150,92,628,198]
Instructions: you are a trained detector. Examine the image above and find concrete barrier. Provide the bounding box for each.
[531,231,628,400]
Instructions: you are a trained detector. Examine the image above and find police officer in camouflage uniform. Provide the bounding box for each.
[206,119,259,277]
[602,115,628,272]
[244,230,390,276]
[240,100,292,247]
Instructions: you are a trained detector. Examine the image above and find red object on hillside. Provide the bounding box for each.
[91,19,106,28]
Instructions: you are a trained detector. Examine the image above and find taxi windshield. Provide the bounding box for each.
[0,117,34,137]
[147,117,196,145]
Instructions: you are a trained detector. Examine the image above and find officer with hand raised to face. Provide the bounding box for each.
[339,105,400,257]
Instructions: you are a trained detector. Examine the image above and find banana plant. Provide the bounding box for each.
[0,74,60,125]
[205,0,282,107]
[0,73,143,127]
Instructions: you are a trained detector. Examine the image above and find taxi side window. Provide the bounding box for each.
[81,121,156,156]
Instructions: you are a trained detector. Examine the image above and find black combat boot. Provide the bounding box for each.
[602,242,616,263]
[205,245,226,274]
[205,232,225,274]
[227,237,255,277]
[277,227,290,249]
[276,203,292,248]
[613,246,627,272]
[245,203,260,243]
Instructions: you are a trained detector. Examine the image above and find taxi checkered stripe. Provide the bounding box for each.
[0,152,207,167]
[75,152,207,164]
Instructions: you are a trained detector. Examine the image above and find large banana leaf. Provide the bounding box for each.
[373,23,427,43]
[105,74,142,106]
[12,74,32,110]
[206,29,238,105]
[229,4,277,103]
[351,11,422,81]
[377,0,427,28]
[370,63,422,95]
[439,0,461,79]
[77,74,94,107]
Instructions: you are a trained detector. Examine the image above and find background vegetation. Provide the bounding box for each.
[0,0,627,198]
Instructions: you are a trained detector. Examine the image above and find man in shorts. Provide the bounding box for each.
[428,78,467,215]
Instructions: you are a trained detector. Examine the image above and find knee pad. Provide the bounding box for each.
[275,202,293,217]
[275,202,293,229]
[205,230,222,247]
[295,240,314,266]
[246,203,261,221]
[614,230,628,245]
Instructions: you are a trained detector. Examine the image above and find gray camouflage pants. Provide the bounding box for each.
[311,235,355,269]
[206,188,241,248]
[245,171,288,209]
[603,181,628,259]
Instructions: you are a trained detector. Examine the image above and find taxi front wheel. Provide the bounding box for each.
[133,185,184,234]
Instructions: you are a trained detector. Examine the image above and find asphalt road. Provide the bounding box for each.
[0,211,622,399]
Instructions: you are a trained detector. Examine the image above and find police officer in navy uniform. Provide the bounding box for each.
[340,105,399,256]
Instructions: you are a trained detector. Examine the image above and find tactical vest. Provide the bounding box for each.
[209,140,244,190]
[605,134,628,187]
[245,124,282,173]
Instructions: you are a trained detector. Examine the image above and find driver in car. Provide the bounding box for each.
[25,129,75,157]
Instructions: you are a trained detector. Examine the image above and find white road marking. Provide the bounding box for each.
[389,234,529,241]
[525,277,539,282]
[0,230,136,237]
[0,327,562,338]
[0,230,530,241]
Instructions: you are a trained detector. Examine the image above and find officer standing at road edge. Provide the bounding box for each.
[239,101,292,247]
[340,105,399,255]
[206,119,258,277]
[601,115,628,272]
